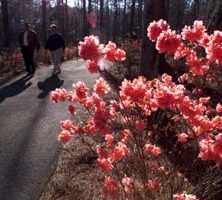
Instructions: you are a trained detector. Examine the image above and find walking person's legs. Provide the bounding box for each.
[22,47,32,74]
[51,51,58,74]
[56,48,63,73]
[51,48,63,75]
[29,49,35,74]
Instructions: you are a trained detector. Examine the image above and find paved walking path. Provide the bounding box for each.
[0,60,98,200]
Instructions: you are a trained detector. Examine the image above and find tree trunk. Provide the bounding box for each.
[130,0,136,36]
[100,0,104,28]
[58,0,65,36]
[122,0,127,37]
[87,0,92,33]
[42,0,47,42]
[192,0,200,20]
[105,0,110,41]
[140,0,171,78]
[1,0,10,47]
[207,1,222,31]
[137,0,143,33]
[113,0,118,41]
[82,0,88,36]
[88,0,92,13]
[65,0,68,43]
[176,0,185,29]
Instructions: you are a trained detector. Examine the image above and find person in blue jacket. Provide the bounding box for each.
[45,24,65,75]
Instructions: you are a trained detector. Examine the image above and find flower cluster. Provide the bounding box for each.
[146,179,161,190]
[156,30,181,54]
[145,143,161,156]
[199,133,222,165]
[102,176,119,198]
[173,193,198,200]
[78,36,126,73]
[147,19,169,41]
[78,35,102,61]
[147,19,222,76]
[181,21,206,42]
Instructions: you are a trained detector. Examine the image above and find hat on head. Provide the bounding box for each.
[50,24,57,29]
[25,23,31,28]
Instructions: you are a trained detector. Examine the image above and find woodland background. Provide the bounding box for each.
[1,0,222,48]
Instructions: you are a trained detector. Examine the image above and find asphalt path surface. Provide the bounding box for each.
[0,60,98,200]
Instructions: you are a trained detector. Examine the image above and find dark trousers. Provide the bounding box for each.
[21,47,35,74]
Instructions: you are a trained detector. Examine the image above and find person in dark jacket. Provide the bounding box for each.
[19,23,40,75]
[45,24,65,75]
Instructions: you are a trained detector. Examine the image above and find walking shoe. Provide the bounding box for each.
[52,69,61,75]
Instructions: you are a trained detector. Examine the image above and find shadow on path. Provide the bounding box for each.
[0,75,32,103]
[37,75,64,99]
[0,98,60,200]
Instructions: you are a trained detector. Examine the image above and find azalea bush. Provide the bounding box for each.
[38,47,78,64]
[0,49,23,75]
[64,46,78,60]
[147,20,222,165]
[50,21,222,199]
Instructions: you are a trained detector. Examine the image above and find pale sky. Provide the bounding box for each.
[67,0,75,7]
[50,0,75,7]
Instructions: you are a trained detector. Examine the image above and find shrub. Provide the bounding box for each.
[50,21,222,199]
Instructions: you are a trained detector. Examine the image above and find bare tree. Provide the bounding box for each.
[100,0,104,28]
[1,0,10,47]
[113,0,118,41]
[82,0,88,36]
[88,0,92,13]
[122,0,127,37]
[130,0,136,36]
[140,0,170,78]
[105,0,111,41]
[42,0,47,42]
[137,0,143,32]
[65,0,68,42]
[57,0,65,36]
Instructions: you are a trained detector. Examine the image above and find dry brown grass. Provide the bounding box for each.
[40,136,104,200]
[40,135,195,200]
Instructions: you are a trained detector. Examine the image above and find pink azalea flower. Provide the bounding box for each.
[58,130,71,142]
